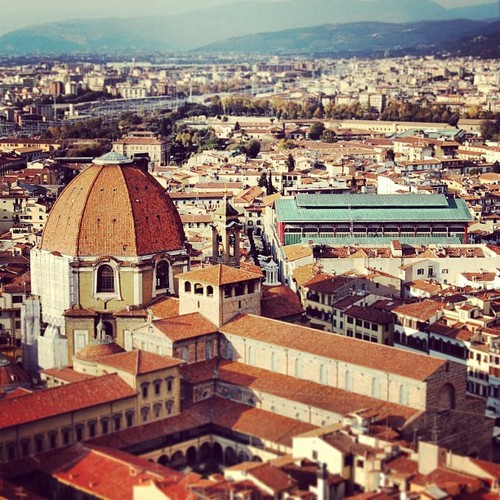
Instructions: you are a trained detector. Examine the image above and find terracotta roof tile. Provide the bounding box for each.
[216,361,418,424]
[40,162,185,257]
[90,397,315,449]
[462,272,496,282]
[181,359,218,384]
[344,305,394,325]
[148,296,180,319]
[261,284,304,319]
[97,350,184,375]
[249,463,296,493]
[470,458,500,479]
[0,374,136,430]
[220,315,445,381]
[40,366,96,384]
[384,455,418,476]
[178,264,262,286]
[283,245,313,262]
[2,271,30,293]
[304,274,353,294]
[149,313,219,342]
[392,300,445,321]
[50,444,186,499]
[292,264,316,287]
[74,340,125,361]
[0,357,30,389]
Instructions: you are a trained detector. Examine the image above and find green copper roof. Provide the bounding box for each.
[298,236,462,245]
[276,195,472,223]
[295,193,450,209]
[94,151,133,165]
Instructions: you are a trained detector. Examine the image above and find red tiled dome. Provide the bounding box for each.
[40,154,185,257]
[74,340,125,362]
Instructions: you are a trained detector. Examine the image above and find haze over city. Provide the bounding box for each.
[0,0,500,498]
[0,0,495,34]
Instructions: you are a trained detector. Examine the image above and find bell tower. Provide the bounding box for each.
[211,195,243,268]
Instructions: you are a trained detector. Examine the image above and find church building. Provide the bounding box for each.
[22,151,189,372]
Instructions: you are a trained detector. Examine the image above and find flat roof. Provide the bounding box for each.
[276,195,472,224]
[296,194,450,209]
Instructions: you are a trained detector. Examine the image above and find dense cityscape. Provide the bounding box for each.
[1,0,500,498]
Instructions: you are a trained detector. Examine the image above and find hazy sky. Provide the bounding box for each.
[0,0,494,35]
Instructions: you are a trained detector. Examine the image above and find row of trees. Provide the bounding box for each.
[480,117,500,141]
[211,95,462,125]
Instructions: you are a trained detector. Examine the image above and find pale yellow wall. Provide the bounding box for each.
[179,279,261,327]
[224,332,428,411]
[0,396,136,463]
[0,364,182,463]
[66,317,96,362]
[133,368,180,422]
[78,269,137,311]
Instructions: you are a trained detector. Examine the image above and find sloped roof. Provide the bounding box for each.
[97,350,184,374]
[220,314,445,381]
[0,374,136,430]
[178,264,261,286]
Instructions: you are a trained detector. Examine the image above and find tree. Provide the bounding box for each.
[277,139,296,150]
[244,140,261,159]
[285,153,295,172]
[480,120,498,140]
[267,171,277,195]
[308,122,325,140]
[258,172,268,188]
[385,149,395,162]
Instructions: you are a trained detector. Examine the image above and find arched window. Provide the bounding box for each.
[207,286,214,297]
[194,283,204,295]
[439,383,456,410]
[165,399,174,415]
[97,265,114,293]
[184,281,191,293]
[153,403,162,418]
[156,261,169,290]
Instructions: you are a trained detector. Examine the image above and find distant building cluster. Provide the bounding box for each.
[1,53,500,499]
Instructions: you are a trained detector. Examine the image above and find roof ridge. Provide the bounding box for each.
[116,164,138,255]
[75,166,104,256]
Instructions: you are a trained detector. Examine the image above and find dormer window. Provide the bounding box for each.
[97,265,114,293]
[156,261,169,290]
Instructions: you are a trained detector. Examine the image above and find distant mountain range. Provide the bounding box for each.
[0,0,497,55]
[198,19,500,58]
